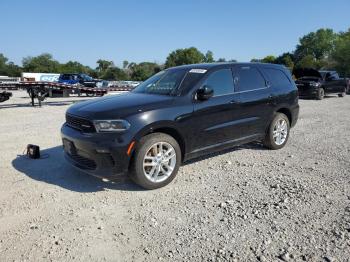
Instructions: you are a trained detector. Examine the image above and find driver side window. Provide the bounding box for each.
[204,69,234,96]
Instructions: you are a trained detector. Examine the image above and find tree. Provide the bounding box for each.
[22,53,60,73]
[0,53,21,77]
[217,58,226,62]
[275,52,295,69]
[130,62,161,81]
[250,58,261,62]
[59,61,92,74]
[123,60,129,69]
[204,51,214,63]
[294,28,337,68]
[261,55,276,64]
[332,29,350,76]
[96,59,114,73]
[165,47,206,68]
[100,67,129,80]
[296,54,318,68]
[0,53,9,75]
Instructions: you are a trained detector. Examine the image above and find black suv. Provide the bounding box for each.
[61,63,299,189]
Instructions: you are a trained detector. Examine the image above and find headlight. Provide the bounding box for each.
[93,120,130,132]
[310,82,320,87]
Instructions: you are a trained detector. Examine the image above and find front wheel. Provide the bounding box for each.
[316,88,325,100]
[263,113,290,150]
[130,133,181,189]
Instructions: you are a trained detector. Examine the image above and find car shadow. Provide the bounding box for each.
[12,146,143,192]
[12,142,266,192]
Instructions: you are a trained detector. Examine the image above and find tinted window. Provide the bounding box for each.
[60,74,71,80]
[235,67,265,92]
[133,69,186,95]
[330,72,339,79]
[263,68,291,88]
[204,69,234,96]
[179,72,205,94]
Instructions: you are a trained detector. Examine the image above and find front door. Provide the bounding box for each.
[190,68,242,153]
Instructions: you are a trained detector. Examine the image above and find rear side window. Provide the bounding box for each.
[204,69,234,96]
[234,67,266,92]
[263,68,291,88]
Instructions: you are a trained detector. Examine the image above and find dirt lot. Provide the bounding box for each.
[0,91,349,262]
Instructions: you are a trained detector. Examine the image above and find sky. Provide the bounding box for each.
[1,0,349,68]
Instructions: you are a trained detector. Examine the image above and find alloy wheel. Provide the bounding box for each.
[273,119,288,146]
[143,142,176,183]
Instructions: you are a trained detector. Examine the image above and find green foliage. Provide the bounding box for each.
[22,53,60,73]
[332,29,350,76]
[0,53,21,77]
[294,28,337,67]
[217,58,226,62]
[96,59,114,73]
[275,53,295,69]
[165,47,206,68]
[100,67,129,80]
[130,62,161,81]
[59,61,92,74]
[261,55,276,64]
[204,51,214,63]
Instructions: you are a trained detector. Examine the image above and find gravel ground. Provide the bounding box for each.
[0,91,349,262]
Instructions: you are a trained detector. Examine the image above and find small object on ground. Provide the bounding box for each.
[26,144,40,159]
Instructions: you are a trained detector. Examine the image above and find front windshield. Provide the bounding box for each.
[81,74,93,81]
[132,69,187,95]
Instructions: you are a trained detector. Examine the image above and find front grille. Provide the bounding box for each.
[66,114,95,133]
[68,153,97,170]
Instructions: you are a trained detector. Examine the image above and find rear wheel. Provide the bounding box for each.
[316,88,325,100]
[263,113,290,150]
[130,133,181,189]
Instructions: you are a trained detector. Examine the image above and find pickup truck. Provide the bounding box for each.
[293,68,349,100]
[58,73,108,96]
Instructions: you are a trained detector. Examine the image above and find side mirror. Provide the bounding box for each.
[196,85,214,101]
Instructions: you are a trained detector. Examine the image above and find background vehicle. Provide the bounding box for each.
[61,63,299,189]
[21,72,60,82]
[0,91,12,102]
[293,68,349,100]
[58,73,108,96]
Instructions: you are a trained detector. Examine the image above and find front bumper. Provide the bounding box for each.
[61,124,131,179]
[297,86,318,98]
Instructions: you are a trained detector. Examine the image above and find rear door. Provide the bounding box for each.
[232,65,273,137]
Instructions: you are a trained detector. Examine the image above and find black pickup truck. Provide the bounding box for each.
[293,68,349,100]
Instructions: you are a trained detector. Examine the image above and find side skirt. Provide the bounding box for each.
[184,133,264,162]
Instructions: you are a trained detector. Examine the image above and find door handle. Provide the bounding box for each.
[229,100,240,104]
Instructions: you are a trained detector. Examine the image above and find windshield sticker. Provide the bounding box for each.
[189,69,207,74]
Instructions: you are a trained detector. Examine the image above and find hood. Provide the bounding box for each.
[67,92,174,119]
[293,68,322,80]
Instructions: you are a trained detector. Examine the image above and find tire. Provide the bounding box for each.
[338,90,346,97]
[316,88,325,100]
[130,133,182,189]
[263,113,290,150]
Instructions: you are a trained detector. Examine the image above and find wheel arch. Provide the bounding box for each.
[275,107,292,126]
[130,121,187,164]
